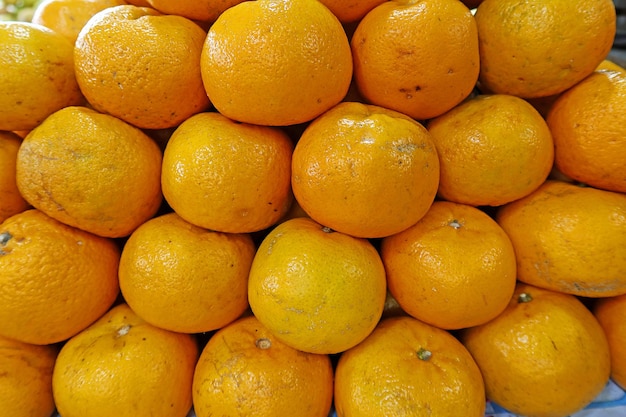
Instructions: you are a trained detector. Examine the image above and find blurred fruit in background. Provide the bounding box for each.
[146,0,246,23]
[0,21,84,131]
[31,0,126,43]
[0,0,44,21]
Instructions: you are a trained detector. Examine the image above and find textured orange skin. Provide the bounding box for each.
[52,303,199,417]
[0,131,29,223]
[0,22,84,131]
[475,0,616,98]
[496,180,626,297]
[119,212,256,334]
[147,0,246,22]
[317,0,387,22]
[594,294,626,390]
[351,0,480,120]
[193,315,334,417]
[162,112,294,233]
[0,209,120,345]
[16,106,163,238]
[248,217,387,354]
[547,70,626,193]
[427,94,554,206]
[200,0,353,126]
[0,335,58,417]
[31,0,127,43]
[381,201,517,330]
[74,5,211,129]
[292,101,440,239]
[461,283,611,417]
[334,316,486,417]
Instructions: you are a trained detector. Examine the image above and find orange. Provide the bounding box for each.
[0,335,58,417]
[0,21,83,131]
[52,303,199,417]
[119,212,256,334]
[0,209,120,345]
[426,94,554,206]
[74,5,210,129]
[192,315,334,417]
[546,69,626,193]
[200,0,353,126]
[31,0,127,43]
[161,112,293,233]
[334,316,486,417]
[593,294,626,390]
[0,131,29,222]
[147,0,246,22]
[460,283,611,417]
[16,106,163,238]
[496,180,626,297]
[317,0,387,23]
[248,217,387,354]
[291,101,440,239]
[597,59,626,72]
[350,0,480,120]
[123,0,149,5]
[474,0,616,98]
[381,200,517,330]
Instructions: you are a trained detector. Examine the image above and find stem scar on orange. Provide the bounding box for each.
[334,316,486,416]
[381,200,517,330]
[460,283,611,417]
[52,303,199,417]
[248,217,387,354]
[192,315,334,417]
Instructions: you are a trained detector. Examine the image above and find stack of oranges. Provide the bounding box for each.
[0,0,625,416]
